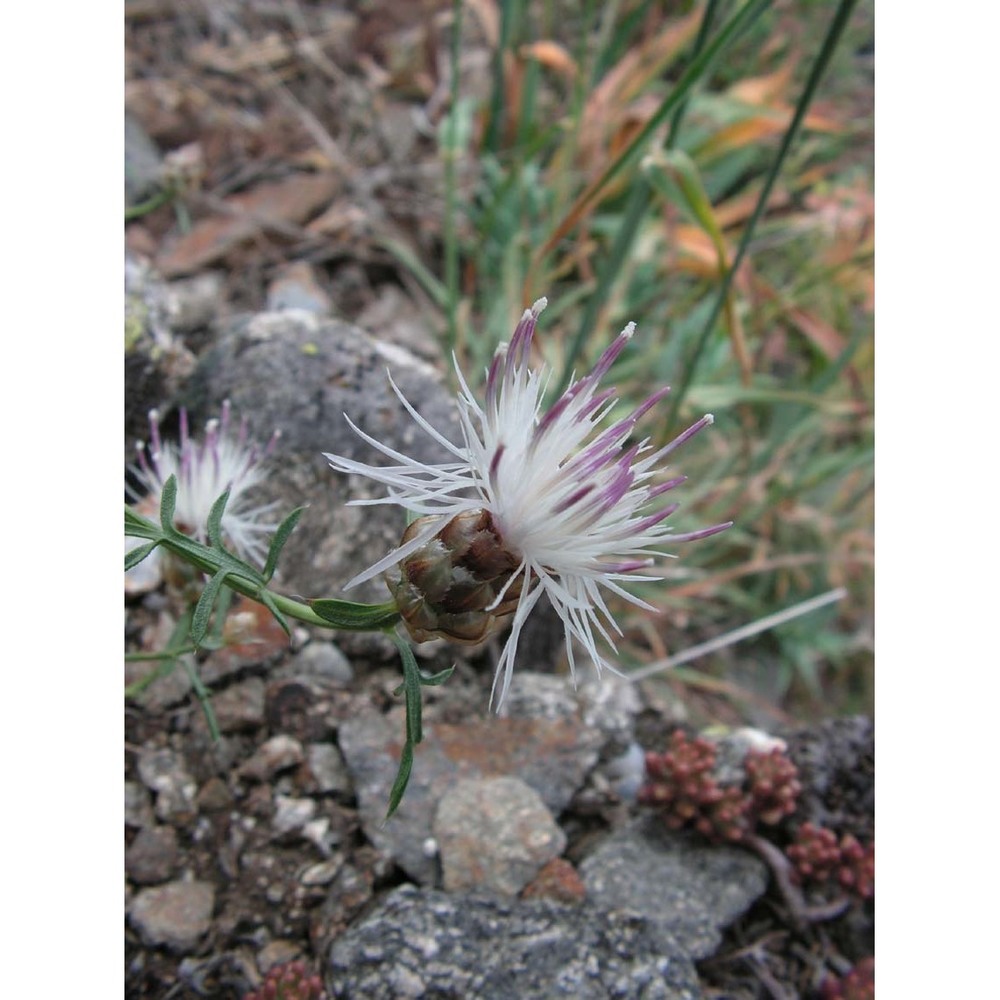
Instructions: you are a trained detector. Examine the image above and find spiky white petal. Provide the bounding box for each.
[127,403,280,580]
[325,299,730,708]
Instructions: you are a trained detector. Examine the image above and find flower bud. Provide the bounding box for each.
[385,510,524,644]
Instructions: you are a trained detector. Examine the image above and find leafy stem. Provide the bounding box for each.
[124,475,401,637]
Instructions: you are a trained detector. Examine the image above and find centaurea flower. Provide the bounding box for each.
[325,298,731,708]
[126,402,280,589]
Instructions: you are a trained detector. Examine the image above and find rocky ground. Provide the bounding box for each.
[125,275,873,999]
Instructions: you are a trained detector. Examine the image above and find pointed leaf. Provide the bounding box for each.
[159,475,178,530]
[181,658,220,741]
[384,740,414,822]
[125,505,160,538]
[418,665,456,687]
[125,540,160,572]
[258,590,291,638]
[308,599,401,630]
[191,569,229,646]
[263,506,306,582]
[396,638,424,745]
[206,489,231,548]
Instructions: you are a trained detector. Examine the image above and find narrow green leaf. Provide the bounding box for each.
[207,585,234,646]
[125,505,159,534]
[159,474,178,530]
[258,590,291,637]
[181,658,220,741]
[191,569,229,646]
[418,665,456,687]
[206,489,231,548]
[384,740,414,821]
[308,599,401,630]
[263,506,306,582]
[125,540,160,572]
[395,638,424,745]
[667,0,860,425]
[654,149,728,264]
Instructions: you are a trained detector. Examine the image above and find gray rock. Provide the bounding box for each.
[126,825,180,885]
[238,735,305,782]
[577,672,642,748]
[581,815,768,958]
[125,112,163,206]
[125,780,155,829]
[137,748,198,822]
[326,885,702,999]
[291,642,354,686]
[129,880,215,952]
[181,310,462,602]
[337,694,601,885]
[162,272,225,333]
[208,678,266,733]
[501,671,579,721]
[272,795,317,837]
[434,777,566,894]
[124,254,197,458]
[306,742,353,795]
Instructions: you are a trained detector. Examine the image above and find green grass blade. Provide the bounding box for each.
[666,0,862,426]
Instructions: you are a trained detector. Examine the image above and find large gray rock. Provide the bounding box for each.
[181,310,462,603]
[434,777,566,894]
[326,885,703,1000]
[337,674,604,885]
[581,815,769,959]
[129,880,215,952]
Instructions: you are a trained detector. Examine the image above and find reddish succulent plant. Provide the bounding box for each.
[244,960,326,1000]
[837,833,874,900]
[637,730,750,842]
[787,823,874,901]
[820,956,874,1000]
[787,822,842,883]
[744,747,802,825]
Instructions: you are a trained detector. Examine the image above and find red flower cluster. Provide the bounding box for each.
[787,823,874,900]
[244,961,326,1000]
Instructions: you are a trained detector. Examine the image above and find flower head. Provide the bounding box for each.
[126,402,280,589]
[325,298,730,708]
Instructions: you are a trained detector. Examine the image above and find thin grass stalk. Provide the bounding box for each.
[443,0,464,363]
[627,587,848,682]
[665,0,862,427]
[533,0,772,269]
[557,0,723,392]
[484,0,525,152]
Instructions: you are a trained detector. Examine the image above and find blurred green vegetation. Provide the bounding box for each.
[428,0,873,723]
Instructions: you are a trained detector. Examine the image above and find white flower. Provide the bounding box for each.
[126,402,280,590]
[325,298,731,708]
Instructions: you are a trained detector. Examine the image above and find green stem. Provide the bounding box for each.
[126,504,400,632]
[124,185,176,221]
[443,0,464,362]
[666,0,861,426]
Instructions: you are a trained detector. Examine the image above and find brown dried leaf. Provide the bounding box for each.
[190,34,293,75]
[157,172,339,277]
[520,40,577,80]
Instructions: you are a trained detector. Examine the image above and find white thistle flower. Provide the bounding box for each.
[325,298,731,708]
[126,402,280,590]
